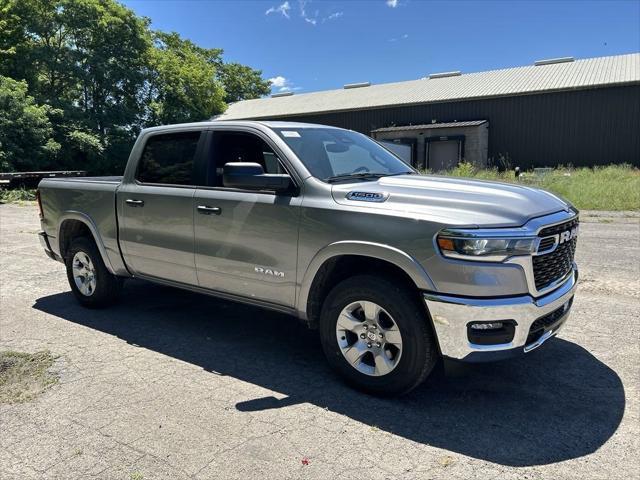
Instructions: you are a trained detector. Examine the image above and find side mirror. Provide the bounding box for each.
[222,162,292,192]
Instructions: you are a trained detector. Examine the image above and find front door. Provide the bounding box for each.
[118,130,204,285]
[193,130,301,307]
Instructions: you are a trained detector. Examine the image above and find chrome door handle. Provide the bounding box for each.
[197,205,221,215]
[126,199,144,207]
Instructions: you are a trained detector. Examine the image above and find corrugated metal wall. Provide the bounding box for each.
[267,85,640,169]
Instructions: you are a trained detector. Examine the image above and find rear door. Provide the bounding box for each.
[118,130,205,285]
[192,129,302,307]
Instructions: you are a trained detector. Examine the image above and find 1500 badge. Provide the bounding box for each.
[346,191,389,202]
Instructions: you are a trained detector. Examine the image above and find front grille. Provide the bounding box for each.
[526,296,574,344]
[533,218,578,290]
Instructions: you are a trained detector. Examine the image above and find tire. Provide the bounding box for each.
[65,237,122,308]
[319,275,438,396]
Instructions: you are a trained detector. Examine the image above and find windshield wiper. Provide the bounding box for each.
[325,172,391,183]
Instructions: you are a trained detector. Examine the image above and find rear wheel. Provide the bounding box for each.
[65,237,122,308]
[319,275,438,396]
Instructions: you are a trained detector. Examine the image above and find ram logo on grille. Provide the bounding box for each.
[559,227,579,245]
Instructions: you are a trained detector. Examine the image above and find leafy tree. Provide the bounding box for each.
[146,31,226,125]
[218,62,271,104]
[0,76,60,172]
[0,0,272,174]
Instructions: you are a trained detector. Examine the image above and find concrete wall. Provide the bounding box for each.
[373,122,489,169]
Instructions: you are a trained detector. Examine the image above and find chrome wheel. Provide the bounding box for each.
[72,251,96,296]
[335,300,403,377]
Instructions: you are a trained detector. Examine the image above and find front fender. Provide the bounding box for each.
[296,240,435,319]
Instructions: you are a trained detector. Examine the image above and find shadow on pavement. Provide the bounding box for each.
[34,280,625,467]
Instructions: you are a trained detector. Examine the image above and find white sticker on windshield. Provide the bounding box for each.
[281,131,301,138]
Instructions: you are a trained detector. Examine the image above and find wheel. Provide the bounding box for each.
[65,237,122,308]
[319,275,439,396]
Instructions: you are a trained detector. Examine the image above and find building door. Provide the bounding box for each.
[428,139,461,171]
[377,139,414,166]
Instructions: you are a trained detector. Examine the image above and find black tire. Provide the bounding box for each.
[65,237,122,308]
[319,275,438,396]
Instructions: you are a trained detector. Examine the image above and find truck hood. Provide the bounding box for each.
[331,174,571,228]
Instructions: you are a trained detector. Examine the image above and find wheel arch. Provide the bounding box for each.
[57,212,115,274]
[297,241,435,326]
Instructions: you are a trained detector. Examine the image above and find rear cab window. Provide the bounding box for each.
[136,131,201,185]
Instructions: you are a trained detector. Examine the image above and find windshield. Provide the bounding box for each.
[273,127,415,181]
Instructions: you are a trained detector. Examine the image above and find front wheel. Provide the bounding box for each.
[65,237,122,308]
[319,275,438,396]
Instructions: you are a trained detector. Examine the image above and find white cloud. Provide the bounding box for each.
[325,11,344,21]
[389,33,409,42]
[299,0,318,26]
[386,0,398,7]
[268,76,288,88]
[268,76,302,92]
[265,1,291,18]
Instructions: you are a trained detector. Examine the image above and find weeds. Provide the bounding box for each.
[0,350,58,404]
[0,188,36,204]
[424,164,640,211]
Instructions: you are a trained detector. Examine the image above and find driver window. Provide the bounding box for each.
[209,131,285,187]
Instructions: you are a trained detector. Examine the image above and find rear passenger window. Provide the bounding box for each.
[136,132,201,185]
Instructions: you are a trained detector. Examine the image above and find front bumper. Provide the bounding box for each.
[424,266,577,362]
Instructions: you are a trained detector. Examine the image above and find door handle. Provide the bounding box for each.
[197,205,221,215]
[126,199,144,207]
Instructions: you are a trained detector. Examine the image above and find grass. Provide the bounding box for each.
[425,164,640,211]
[0,188,36,204]
[0,350,58,404]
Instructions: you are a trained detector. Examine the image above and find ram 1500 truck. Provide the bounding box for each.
[37,121,579,395]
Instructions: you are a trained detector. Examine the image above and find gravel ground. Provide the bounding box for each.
[0,204,638,480]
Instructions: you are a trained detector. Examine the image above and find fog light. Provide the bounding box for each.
[470,322,504,330]
[467,320,516,346]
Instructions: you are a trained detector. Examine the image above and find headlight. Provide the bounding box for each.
[436,234,537,262]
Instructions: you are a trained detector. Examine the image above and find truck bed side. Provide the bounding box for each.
[38,176,129,276]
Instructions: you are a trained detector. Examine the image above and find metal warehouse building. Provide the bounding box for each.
[219,53,640,170]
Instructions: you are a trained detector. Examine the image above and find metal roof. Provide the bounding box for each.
[372,120,487,132]
[220,53,640,120]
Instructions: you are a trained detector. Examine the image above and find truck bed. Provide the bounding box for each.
[38,176,127,275]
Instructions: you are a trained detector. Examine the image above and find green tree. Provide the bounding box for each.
[0,76,60,172]
[146,31,226,125]
[218,62,271,104]
[0,0,272,174]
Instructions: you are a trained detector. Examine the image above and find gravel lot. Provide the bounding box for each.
[1,204,638,480]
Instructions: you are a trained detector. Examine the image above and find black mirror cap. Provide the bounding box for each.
[222,162,293,192]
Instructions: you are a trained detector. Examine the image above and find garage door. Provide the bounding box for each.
[428,140,460,171]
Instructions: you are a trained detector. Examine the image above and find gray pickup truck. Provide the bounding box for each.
[37,121,579,395]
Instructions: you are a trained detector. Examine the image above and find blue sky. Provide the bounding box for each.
[122,0,640,94]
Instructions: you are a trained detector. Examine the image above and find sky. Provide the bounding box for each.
[121,0,640,94]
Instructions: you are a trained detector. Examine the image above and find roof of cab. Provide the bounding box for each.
[139,120,338,134]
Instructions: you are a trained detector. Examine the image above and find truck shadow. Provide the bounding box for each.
[33,280,625,467]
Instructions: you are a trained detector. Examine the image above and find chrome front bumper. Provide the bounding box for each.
[424,266,578,362]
